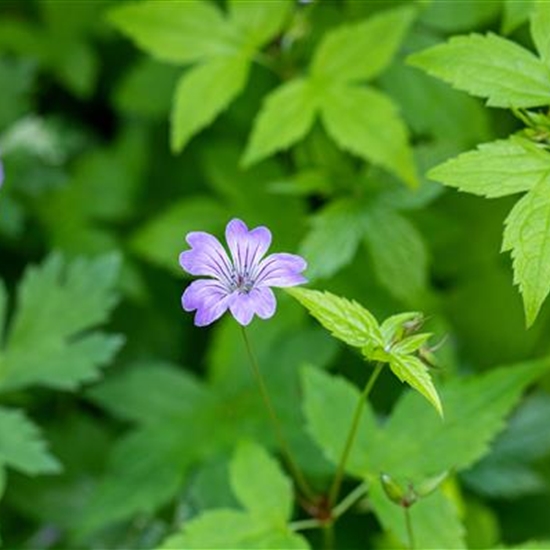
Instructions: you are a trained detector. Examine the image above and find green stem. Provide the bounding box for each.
[241,327,315,501]
[289,518,323,532]
[322,523,335,550]
[405,506,415,550]
[332,482,369,519]
[328,363,383,506]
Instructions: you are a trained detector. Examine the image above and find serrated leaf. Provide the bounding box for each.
[311,6,415,83]
[0,254,122,392]
[370,482,466,549]
[230,441,292,526]
[502,173,550,326]
[228,0,291,50]
[428,137,550,198]
[171,55,249,152]
[0,407,61,476]
[286,288,383,349]
[362,207,429,305]
[301,365,378,476]
[321,84,417,187]
[299,199,365,280]
[408,33,550,108]
[531,1,550,64]
[108,0,239,65]
[388,353,442,416]
[159,509,309,550]
[242,78,317,166]
[302,358,549,483]
[131,196,227,275]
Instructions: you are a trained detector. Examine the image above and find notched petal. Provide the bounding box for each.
[256,253,308,287]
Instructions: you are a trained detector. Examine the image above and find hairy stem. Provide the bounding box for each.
[328,362,384,506]
[241,326,315,501]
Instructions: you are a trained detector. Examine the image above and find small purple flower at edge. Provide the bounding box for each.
[180,218,307,327]
[0,157,4,188]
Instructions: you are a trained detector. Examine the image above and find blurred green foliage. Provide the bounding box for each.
[1,0,550,549]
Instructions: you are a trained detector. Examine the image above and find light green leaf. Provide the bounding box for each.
[301,365,378,476]
[0,254,122,392]
[502,172,550,326]
[311,6,415,83]
[408,33,550,108]
[286,288,383,349]
[302,358,549,482]
[321,84,417,187]
[131,196,227,275]
[299,199,365,280]
[531,1,550,64]
[429,137,550,198]
[0,407,60,476]
[160,509,309,550]
[388,353,442,416]
[171,55,250,152]
[362,207,429,305]
[228,0,291,50]
[230,441,292,526]
[370,482,465,549]
[242,78,317,166]
[392,333,432,355]
[367,358,550,480]
[107,0,239,65]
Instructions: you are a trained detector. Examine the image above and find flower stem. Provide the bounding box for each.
[322,523,335,550]
[328,362,384,507]
[241,326,315,501]
[405,506,415,550]
[332,482,369,519]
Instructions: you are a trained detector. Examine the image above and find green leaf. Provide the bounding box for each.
[131,197,227,275]
[370,482,466,549]
[0,254,122,392]
[388,353,442,416]
[408,33,550,108]
[531,1,550,64]
[228,0,291,50]
[428,137,550,198]
[160,509,309,550]
[0,407,60,477]
[311,6,415,83]
[302,358,549,482]
[502,0,534,35]
[502,173,550,326]
[286,288,383,349]
[171,55,250,152]
[299,199,365,280]
[367,358,550,480]
[320,84,417,187]
[107,0,239,65]
[362,207,429,305]
[301,365,377,476]
[242,79,317,166]
[230,441,292,526]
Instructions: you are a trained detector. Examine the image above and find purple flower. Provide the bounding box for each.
[0,158,4,188]
[180,218,307,327]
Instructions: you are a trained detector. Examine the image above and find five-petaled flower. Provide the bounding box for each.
[180,218,307,326]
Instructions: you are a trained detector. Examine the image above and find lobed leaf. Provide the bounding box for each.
[531,1,550,65]
[242,79,318,167]
[429,137,550,198]
[408,33,550,108]
[311,6,415,84]
[171,55,250,152]
[502,173,550,326]
[320,84,417,187]
[286,288,383,349]
[108,0,239,65]
[0,253,122,392]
